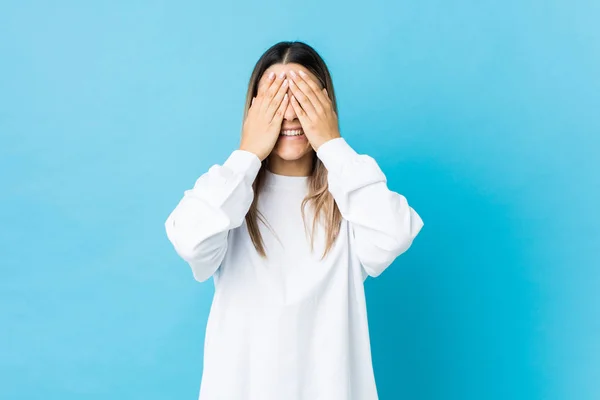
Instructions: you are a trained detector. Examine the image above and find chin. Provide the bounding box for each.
[272,142,313,161]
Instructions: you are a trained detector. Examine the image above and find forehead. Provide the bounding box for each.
[261,63,322,87]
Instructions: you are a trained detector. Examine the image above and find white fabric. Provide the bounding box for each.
[165,137,424,400]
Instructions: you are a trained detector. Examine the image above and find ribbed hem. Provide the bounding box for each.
[223,149,262,185]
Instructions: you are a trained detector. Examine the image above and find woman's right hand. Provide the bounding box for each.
[240,71,289,161]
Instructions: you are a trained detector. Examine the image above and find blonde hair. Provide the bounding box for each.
[242,41,343,260]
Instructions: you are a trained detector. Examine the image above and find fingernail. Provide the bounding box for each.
[298,70,307,77]
[283,79,288,86]
[290,70,297,78]
[278,71,286,79]
[268,71,275,80]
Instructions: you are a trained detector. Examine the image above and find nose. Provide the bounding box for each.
[283,90,297,121]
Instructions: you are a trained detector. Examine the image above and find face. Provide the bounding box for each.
[258,63,324,162]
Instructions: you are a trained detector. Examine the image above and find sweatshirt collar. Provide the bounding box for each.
[263,168,309,190]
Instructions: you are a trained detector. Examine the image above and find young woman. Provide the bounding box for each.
[165,41,424,400]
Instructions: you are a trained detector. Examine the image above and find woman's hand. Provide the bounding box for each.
[240,71,289,161]
[287,70,341,151]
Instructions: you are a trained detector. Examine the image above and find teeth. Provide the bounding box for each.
[280,129,304,136]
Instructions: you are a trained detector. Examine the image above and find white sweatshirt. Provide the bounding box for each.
[165,137,424,400]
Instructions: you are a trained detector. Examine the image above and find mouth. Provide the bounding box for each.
[279,128,305,138]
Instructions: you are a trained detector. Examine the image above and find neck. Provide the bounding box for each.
[267,152,314,176]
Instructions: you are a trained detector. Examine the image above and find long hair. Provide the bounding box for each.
[241,41,343,260]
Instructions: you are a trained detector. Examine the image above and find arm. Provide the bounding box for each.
[316,137,424,278]
[164,149,262,282]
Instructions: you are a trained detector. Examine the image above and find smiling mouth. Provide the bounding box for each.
[280,128,304,137]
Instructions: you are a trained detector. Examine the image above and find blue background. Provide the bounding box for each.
[1,1,599,399]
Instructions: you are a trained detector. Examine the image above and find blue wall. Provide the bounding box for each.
[1,1,598,399]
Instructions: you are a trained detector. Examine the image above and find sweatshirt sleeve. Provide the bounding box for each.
[164,149,262,282]
[316,137,424,278]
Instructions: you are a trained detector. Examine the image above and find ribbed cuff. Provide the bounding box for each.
[316,137,358,173]
[223,149,262,185]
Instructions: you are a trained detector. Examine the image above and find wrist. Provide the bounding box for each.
[239,146,264,162]
[314,134,341,152]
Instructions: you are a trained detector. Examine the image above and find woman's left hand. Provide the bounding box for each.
[287,70,341,151]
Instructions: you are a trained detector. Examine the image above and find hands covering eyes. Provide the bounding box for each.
[240,69,340,161]
[286,69,341,151]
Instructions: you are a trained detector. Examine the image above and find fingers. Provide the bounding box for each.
[265,77,289,120]
[288,72,324,120]
[289,94,309,126]
[259,71,286,110]
[322,88,332,104]
[256,71,276,98]
[272,93,289,124]
[253,71,280,111]
[297,70,330,107]
[288,80,316,118]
